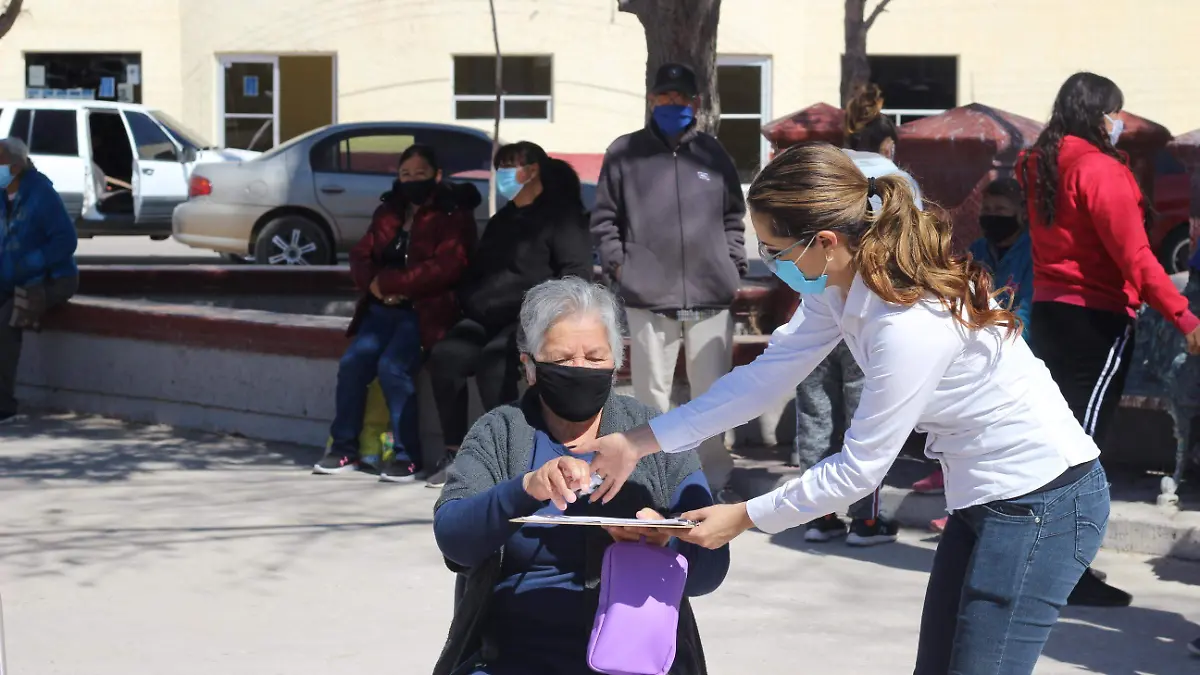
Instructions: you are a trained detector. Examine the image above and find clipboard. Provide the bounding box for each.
[510,515,698,529]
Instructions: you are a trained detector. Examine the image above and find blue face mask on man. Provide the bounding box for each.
[652,104,695,136]
[0,165,14,190]
[495,167,525,200]
[761,236,829,294]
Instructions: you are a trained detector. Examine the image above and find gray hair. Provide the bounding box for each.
[518,276,625,370]
[0,137,30,167]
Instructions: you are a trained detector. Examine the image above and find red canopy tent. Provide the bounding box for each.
[760,102,845,153]
[895,103,1045,251]
[1167,128,1200,255]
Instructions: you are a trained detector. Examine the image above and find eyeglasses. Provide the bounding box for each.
[758,238,810,273]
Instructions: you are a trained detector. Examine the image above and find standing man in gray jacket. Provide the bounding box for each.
[591,62,747,499]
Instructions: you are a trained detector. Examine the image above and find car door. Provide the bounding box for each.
[9,107,87,218]
[311,128,416,247]
[121,109,188,228]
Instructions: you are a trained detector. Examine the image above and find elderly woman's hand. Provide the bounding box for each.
[603,508,672,547]
[522,456,592,510]
[573,425,662,504]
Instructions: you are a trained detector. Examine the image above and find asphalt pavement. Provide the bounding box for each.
[1,413,1198,674]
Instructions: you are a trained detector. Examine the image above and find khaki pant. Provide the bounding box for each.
[627,308,734,491]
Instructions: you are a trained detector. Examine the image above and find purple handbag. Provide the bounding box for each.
[587,541,689,675]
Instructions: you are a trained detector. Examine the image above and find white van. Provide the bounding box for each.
[0,100,257,238]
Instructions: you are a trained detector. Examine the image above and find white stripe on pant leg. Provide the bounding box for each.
[1087,324,1132,436]
[1082,325,1131,437]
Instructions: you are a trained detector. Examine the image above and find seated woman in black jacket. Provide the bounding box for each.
[426,141,593,488]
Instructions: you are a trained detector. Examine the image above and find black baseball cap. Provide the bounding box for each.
[651,63,698,97]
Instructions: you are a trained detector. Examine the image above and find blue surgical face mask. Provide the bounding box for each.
[1105,114,1124,146]
[0,165,13,190]
[652,104,695,136]
[495,167,525,201]
[761,236,829,294]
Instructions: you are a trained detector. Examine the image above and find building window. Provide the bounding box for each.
[867,55,957,125]
[453,55,552,121]
[24,53,141,102]
[717,57,771,184]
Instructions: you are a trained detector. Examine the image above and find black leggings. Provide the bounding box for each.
[1028,301,1135,443]
[429,319,520,446]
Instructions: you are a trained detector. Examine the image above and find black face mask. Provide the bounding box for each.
[395,178,437,206]
[979,215,1020,244]
[533,361,615,423]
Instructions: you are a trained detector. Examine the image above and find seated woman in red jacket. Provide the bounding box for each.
[1019,72,1200,607]
[314,144,478,482]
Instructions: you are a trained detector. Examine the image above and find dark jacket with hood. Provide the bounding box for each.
[590,121,747,312]
[347,181,479,350]
[0,168,78,296]
[458,192,592,332]
[431,391,724,675]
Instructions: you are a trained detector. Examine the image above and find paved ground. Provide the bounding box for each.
[2,414,1199,674]
[75,236,225,265]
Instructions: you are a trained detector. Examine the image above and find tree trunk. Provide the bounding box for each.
[0,0,24,41]
[841,0,868,107]
[619,0,723,135]
[840,0,892,106]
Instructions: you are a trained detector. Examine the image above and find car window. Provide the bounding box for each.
[149,110,210,153]
[311,132,415,175]
[125,111,179,161]
[10,109,31,143]
[28,109,79,157]
[416,129,492,177]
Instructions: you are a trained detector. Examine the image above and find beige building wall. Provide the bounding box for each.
[0,0,183,116]
[0,0,1197,151]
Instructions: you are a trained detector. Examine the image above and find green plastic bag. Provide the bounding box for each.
[326,379,394,468]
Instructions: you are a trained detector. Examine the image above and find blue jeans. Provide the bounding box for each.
[329,304,422,466]
[914,463,1110,675]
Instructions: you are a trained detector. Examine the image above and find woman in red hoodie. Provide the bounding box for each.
[313,144,477,482]
[1020,72,1200,607]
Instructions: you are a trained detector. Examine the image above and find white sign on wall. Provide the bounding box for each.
[27,65,46,87]
[126,64,140,86]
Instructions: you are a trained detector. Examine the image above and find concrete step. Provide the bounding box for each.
[727,446,1200,562]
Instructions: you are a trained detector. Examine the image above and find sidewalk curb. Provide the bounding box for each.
[729,465,1200,563]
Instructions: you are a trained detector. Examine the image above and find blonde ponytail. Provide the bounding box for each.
[748,142,1021,338]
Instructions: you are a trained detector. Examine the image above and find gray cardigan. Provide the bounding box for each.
[432,391,712,675]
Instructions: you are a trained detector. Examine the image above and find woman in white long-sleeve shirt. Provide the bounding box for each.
[576,142,1109,675]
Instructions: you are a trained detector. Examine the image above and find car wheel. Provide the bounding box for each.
[253,216,334,266]
[1159,224,1190,275]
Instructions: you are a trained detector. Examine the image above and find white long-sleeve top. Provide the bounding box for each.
[649,275,1101,534]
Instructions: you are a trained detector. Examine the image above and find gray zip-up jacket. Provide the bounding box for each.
[590,123,747,312]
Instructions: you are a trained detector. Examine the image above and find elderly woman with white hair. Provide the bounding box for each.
[431,276,729,675]
[0,137,78,424]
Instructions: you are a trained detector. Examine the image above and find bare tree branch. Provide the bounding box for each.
[863,0,893,32]
[0,0,24,41]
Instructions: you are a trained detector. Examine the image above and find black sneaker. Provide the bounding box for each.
[0,412,20,426]
[1189,636,1200,657]
[846,517,899,546]
[804,514,848,542]
[313,453,358,475]
[380,459,418,483]
[1067,567,1132,607]
[425,452,456,489]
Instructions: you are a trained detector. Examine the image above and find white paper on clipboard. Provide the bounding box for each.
[511,515,697,529]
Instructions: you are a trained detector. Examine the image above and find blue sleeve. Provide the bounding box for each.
[18,187,77,283]
[433,476,546,569]
[1014,255,1034,342]
[668,470,730,596]
[967,238,991,269]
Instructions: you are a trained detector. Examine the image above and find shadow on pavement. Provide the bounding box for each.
[1149,539,1200,586]
[1043,605,1198,675]
[0,412,315,483]
[767,526,936,574]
